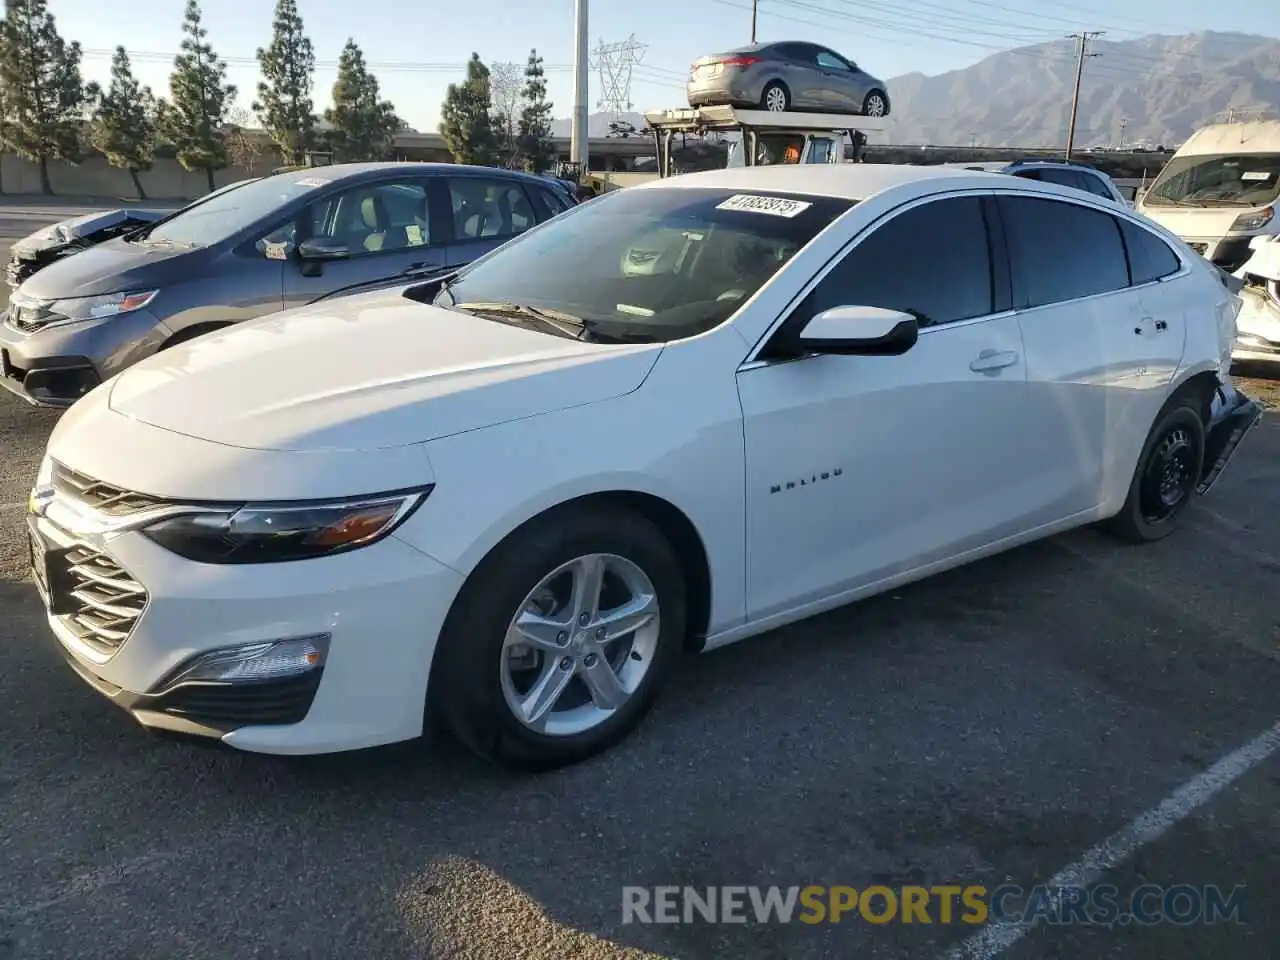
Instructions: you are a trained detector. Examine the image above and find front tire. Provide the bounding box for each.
[1105,397,1205,543]
[431,505,687,771]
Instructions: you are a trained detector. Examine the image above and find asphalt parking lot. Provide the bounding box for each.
[1,207,1279,960]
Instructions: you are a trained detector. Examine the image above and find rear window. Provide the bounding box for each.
[436,187,853,343]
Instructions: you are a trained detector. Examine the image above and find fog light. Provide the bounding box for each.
[162,634,330,688]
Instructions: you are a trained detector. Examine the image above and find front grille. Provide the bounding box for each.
[5,297,61,333]
[59,544,148,655]
[53,463,169,516]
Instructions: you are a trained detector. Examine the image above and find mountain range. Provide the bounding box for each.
[551,31,1280,148]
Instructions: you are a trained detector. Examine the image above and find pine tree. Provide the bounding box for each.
[517,49,556,174]
[253,0,314,165]
[439,53,499,166]
[89,47,157,199]
[323,39,401,162]
[162,0,236,193]
[0,0,93,195]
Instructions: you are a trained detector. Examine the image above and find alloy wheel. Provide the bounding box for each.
[499,553,661,737]
[765,87,787,111]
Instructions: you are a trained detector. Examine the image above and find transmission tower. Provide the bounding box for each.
[591,35,647,123]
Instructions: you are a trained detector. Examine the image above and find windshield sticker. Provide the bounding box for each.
[263,241,290,260]
[405,224,424,246]
[1240,171,1274,181]
[716,194,813,218]
[294,177,332,188]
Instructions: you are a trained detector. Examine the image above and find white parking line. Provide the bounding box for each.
[940,719,1280,960]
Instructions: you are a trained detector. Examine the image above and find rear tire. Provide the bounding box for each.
[761,81,790,112]
[1104,396,1205,543]
[431,504,687,771]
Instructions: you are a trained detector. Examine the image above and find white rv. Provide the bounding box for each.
[1138,120,1280,273]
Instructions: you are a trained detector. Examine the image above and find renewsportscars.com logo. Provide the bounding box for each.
[621,884,1248,926]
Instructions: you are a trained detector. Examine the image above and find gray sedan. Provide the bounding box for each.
[687,41,891,117]
[0,162,576,408]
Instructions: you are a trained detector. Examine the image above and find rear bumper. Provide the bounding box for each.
[1197,388,1264,495]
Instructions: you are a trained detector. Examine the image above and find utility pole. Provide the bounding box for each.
[1064,30,1103,160]
[571,0,590,170]
[751,0,758,42]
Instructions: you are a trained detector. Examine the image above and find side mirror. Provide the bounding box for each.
[298,237,350,261]
[790,305,919,356]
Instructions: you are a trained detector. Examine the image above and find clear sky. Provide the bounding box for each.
[50,0,1278,132]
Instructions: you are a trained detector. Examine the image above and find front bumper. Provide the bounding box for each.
[0,307,166,407]
[1197,387,1264,495]
[28,502,466,754]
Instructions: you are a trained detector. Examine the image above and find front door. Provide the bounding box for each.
[278,176,449,306]
[736,194,1036,621]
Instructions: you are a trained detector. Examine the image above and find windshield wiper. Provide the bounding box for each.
[453,301,596,339]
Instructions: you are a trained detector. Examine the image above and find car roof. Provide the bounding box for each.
[254,161,550,187]
[632,163,1009,200]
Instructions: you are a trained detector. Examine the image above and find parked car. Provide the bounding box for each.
[948,158,1128,204]
[1232,234,1280,364]
[687,42,890,117]
[5,179,263,291]
[0,162,577,408]
[28,164,1260,770]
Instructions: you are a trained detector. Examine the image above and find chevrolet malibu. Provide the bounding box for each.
[28,165,1263,770]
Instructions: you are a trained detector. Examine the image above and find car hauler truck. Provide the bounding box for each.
[643,105,889,177]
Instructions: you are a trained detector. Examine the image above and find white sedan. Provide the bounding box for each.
[27,164,1264,769]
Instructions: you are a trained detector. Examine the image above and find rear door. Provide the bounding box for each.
[997,192,1169,517]
[278,175,448,306]
[443,176,542,268]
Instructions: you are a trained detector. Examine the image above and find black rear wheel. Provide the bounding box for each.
[1105,397,1205,543]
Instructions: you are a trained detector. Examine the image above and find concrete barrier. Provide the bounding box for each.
[1,154,263,201]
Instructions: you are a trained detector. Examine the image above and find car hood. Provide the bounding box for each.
[16,237,198,298]
[106,290,663,452]
[12,208,164,256]
[1138,204,1254,238]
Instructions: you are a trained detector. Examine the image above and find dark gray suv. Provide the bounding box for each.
[0,162,576,407]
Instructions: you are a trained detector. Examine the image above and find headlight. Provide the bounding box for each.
[49,289,158,321]
[1230,207,1274,233]
[141,487,432,564]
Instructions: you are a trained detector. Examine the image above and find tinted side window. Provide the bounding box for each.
[1078,171,1117,198]
[795,196,993,328]
[1120,218,1182,284]
[998,196,1129,308]
[1035,168,1089,192]
[450,178,537,241]
[533,185,570,218]
[816,52,850,71]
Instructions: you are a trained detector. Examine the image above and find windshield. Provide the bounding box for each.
[1145,152,1280,207]
[435,186,854,343]
[139,172,333,246]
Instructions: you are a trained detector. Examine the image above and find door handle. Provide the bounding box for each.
[1134,316,1156,336]
[1154,318,1168,332]
[969,349,1019,374]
